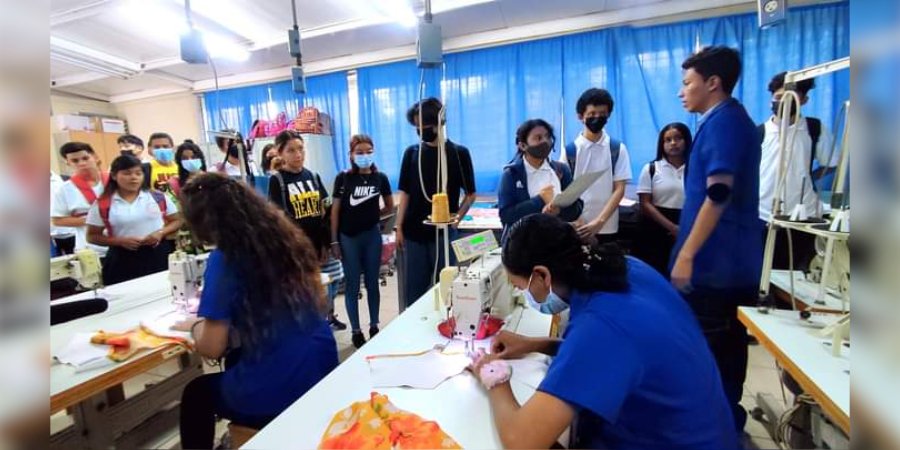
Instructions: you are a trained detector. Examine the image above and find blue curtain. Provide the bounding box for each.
[202,71,351,172]
[356,2,849,193]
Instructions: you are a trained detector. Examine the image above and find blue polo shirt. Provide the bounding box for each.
[671,97,763,291]
[538,257,738,449]
[199,249,338,417]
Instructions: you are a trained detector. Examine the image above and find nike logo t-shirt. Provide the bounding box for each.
[333,171,392,236]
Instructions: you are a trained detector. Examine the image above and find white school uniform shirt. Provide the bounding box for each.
[85,190,178,238]
[759,115,836,222]
[572,131,632,234]
[50,178,107,256]
[50,172,75,238]
[636,159,685,209]
[525,158,562,199]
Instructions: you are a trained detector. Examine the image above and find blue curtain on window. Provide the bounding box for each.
[355,2,849,193]
[202,71,351,171]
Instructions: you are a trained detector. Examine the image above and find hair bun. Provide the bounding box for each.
[183,139,195,144]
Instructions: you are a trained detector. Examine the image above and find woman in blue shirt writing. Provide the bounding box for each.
[470,214,738,449]
[174,173,338,449]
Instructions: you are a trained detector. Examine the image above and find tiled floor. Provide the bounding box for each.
[54,273,793,449]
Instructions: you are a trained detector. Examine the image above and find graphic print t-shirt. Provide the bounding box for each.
[333,171,392,236]
[148,160,178,194]
[269,168,330,252]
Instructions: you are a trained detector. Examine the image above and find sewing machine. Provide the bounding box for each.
[168,251,209,315]
[444,249,516,340]
[807,235,850,304]
[50,249,102,290]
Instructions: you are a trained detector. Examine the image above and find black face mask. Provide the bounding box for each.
[585,116,607,134]
[772,101,797,120]
[419,126,438,143]
[524,142,552,160]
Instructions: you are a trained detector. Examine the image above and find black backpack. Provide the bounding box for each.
[758,117,822,191]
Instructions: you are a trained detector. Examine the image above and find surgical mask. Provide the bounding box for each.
[419,127,438,143]
[353,154,374,169]
[154,148,174,164]
[525,142,552,160]
[585,116,608,134]
[181,158,203,173]
[522,273,569,315]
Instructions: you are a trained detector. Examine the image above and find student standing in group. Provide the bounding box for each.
[497,119,582,243]
[672,46,763,432]
[170,140,207,197]
[634,123,691,276]
[470,214,738,449]
[143,132,179,195]
[269,130,347,330]
[117,134,147,161]
[330,134,394,348]
[565,88,633,244]
[175,173,338,450]
[395,97,477,308]
[214,143,244,178]
[50,142,108,257]
[85,155,182,285]
[759,71,837,270]
[260,143,280,175]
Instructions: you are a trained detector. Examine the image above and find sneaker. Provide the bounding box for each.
[352,331,367,349]
[329,314,347,331]
[369,325,380,339]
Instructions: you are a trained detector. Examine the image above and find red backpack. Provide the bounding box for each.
[96,190,167,236]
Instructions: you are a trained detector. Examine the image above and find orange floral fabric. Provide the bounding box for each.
[319,392,460,449]
[90,325,190,362]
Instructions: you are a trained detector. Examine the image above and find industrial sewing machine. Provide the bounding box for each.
[168,251,209,315]
[807,235,850,306]
[50,249,102,290]
[437,231,517,342]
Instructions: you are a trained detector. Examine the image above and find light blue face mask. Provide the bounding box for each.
[522,272,569,315]
[154,147,174,164]
[181,158,203,173]
[354,153,374,169]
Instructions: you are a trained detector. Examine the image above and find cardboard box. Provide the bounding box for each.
[55,114,92,131]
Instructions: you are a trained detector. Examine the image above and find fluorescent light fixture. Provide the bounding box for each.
[50,36,142,79]
[371,0,418,28]
[429,0,495,14]
[174,0,273,44]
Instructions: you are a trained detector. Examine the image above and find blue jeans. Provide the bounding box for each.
[401,228,457,309]
[339,226,382,331]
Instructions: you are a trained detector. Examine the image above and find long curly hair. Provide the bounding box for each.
[180,172,326,352]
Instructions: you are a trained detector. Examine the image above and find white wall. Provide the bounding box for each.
[113,91,204,146]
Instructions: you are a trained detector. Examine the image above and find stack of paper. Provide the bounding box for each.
[54,332,114,372]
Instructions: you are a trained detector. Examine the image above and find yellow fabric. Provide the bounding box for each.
[149,159,178,194]
[90,325,190,362]
[319,392,460,450]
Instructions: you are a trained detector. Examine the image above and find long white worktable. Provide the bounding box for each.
[50,271,186,414]
[738,307,850,435]
[245,290,553,449]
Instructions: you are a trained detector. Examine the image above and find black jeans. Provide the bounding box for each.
[683,289,756,433]
[179,350,274,449]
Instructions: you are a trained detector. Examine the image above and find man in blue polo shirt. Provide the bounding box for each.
[670,46,763,432]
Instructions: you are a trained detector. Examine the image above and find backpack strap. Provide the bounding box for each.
[70,172,108,205]
[757,124,766,146]
[149,190,168,216]
[564,142,577,174]
[274,171,288,208]
[98,195,114,236]
[806,117,822,191]
[610,139,621,176]
[648,160,656,180]
[141,163,152,190]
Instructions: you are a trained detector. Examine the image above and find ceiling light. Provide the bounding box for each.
[203,33,250,62]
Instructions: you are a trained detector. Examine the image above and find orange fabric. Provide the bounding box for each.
[319,393,460,450]
[90,325,190,362]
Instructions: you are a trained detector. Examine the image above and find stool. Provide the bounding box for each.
[227,423,259,449]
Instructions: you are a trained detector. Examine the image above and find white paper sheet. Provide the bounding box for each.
[552,170,606,208]
[141,311,193,341]
[368,350,472,389]
[54,332,114,372]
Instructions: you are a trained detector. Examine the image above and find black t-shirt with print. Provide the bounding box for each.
[334,171,392,237]
[269,168,330,253]
[397,140,476,243]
